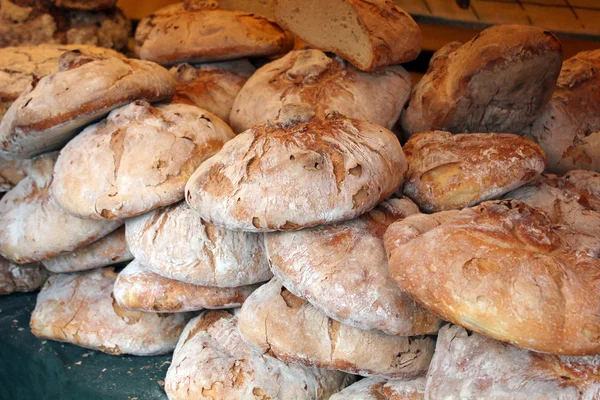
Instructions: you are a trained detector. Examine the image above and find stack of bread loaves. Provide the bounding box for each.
[0,0,599,398]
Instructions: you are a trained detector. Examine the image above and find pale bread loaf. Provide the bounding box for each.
[329,377,425,400]
[0,256,49,295]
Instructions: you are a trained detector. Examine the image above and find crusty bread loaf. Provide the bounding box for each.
[165,311,356,399]
[50,0,116,10]
[401,25,562,136]
[170,60,255,124]
[30,268,190,355]
[239,278,435,378]
[385,200,600,355]
[0,152,121,264]
[51,102,234,220]
[0,156,33,192]
[275,0,421,71]
[524,49,600,173]
[0,256,49,295]
[403,131,546,212]
[0,52,175,158]
[126,201,271,287]
[266,198,441,335]
[113,260,259,313]
[427,324,600,399]
[229,49,412,133]
[329,377,425,400]
[42,226,132,273]
[134,2,186,54]
[186,103,407,231]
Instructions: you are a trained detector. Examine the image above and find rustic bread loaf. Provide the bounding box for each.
[50,0,116,10]
[134,2,186,54]
[329,377,425,400]
[427,324,600,399]
[30,268,190,355]
[51,102,234,220]
[0,52,174,158]
[229,49,412,133]
[186,103,407,231]
[113,260,259,313]
[0,256,49,294]
[403,131,546,212]
[385,200,600,355]
[42,226,132,273]
[239,278,435,378]
[275,0,421,71]
[0,156,33,192]
[170,60,255,124]
[165,311,356,399]
[524,49,600,173]
[266,198,441,335]
[0,152,121,263]
[401,25,562,136]
[126,201,271,287]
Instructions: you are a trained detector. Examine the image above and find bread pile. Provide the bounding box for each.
[0,0,599,398]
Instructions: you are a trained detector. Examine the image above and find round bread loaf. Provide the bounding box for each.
[266,197,441,335]
[524,49,600,173]
[0,51,175,158]
[401,25,562,136]
[170,60,255,124]
[0,256,49,295]
[403,131,546,212]
[329,377,426,400]
[0,156,33,192]
[165,311,356,400]
[50,0,117,10]
[426,324,600,399]
[52,102,234,220]
[385,200,600,355]
[186,103,407,231]
[42,226,132,273]
[126,201,271,287]
[113,260,260,313]
[0,152,122,264]
[30,268,191,355]
[229,49,412,133]
[239,278,435,378]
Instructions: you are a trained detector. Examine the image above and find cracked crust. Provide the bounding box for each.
[30,267,191,355]
[401,25,562,136]
[113,260,260,313]
[266,197,441,335]
[426,325,600,399]
[385,200,600,355]
[0,152,122,263]
[0,52,175,158]
[523,49,600,173]
[42,226,132,273]
[165,311,356,400]
[239,278,435,378]
[125,201,271,287]
[52,101,234,220]
[0,155,34,192]
[403,131,546,212]
[0,255,49,294]
[170,60,255,124]
[329,377,425,400]
[185,103,407,232]
[229,49,412,133]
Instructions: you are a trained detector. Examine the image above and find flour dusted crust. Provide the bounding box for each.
[30,268,190,355]
[0,52,174,158]
[42,226,132,273]
[426,325,600,399]
[524,49,600,173]
[266,198,441,335]
[186,104,407,232]
[401,25,562,136]
[0,153,122,264]
[0,155,33,192]
[229,49,412,133]
[126,201,271,287]
[170,60,255,124]
[329,377,425,400]
[50,0,116,10]
[385,200,600,355]
[165,311,356,400]
[403,131,546,212]
[239,278,435,378]
[0,256,49,294]
[52,102,234,220]
[113,260,259,313]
